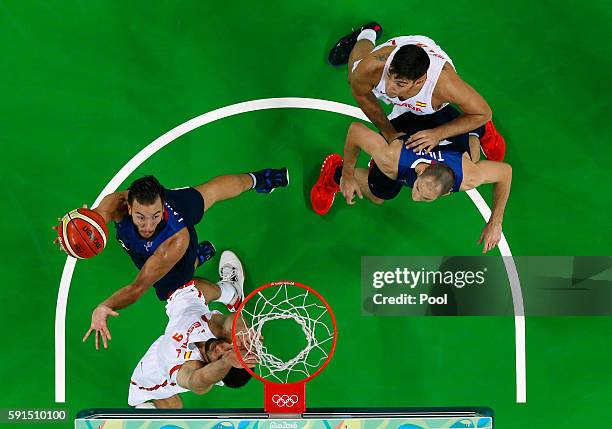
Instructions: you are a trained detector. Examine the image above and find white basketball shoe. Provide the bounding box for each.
[219,250,245,312]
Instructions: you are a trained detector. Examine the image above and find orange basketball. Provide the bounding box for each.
[57,208,108,259]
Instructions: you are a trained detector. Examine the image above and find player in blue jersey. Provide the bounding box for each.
[311,121,511,253]
[67,168,288,350]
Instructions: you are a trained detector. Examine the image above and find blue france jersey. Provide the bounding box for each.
[396,145,464,193]
[115,201,187,269]
[113,187,205,300]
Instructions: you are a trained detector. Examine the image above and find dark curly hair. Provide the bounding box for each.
[389,45,430,81]
[127,175,166,205]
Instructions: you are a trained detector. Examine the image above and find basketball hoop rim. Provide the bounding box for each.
[231,280,338,386]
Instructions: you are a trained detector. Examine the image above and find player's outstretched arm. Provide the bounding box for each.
[463,160,512,253]
[350,59,401,142]
[83,228,190,350]
[103,228,190,309]
[92,191,129,224]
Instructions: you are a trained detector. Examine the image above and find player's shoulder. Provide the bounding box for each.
[351,49,390,91]
[459,153,481,190]
[435,63,469,99]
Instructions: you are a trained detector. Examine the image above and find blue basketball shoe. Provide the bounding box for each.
[249,168,289,193]
[196,240,216,267]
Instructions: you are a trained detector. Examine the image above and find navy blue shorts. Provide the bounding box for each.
[368,159,403,201]
[152,187,205,300]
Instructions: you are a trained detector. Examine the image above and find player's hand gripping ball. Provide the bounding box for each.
[57,208,108,259]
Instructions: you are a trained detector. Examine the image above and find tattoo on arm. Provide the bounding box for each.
[375,54,388,62]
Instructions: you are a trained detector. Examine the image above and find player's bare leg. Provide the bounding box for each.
[193,277,222,303]
[469,135,481,162]
[195,168,289,212]
[196,174,253,212]
[348,40,375,83]
[153,394,183,409]
[353,168,385,205]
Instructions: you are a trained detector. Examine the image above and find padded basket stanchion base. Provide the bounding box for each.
[265,381,306,414]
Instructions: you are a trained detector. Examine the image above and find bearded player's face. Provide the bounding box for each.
[128,197,164,239]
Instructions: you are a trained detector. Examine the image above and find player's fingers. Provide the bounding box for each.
[82,328,93,342]
[82,204,88,208]
[341,188,350,200]
[95,330,100,350]
[356,186,363,199]
[101,331,109,349]
[406,139,419,149]
[52,225,58,231]
[411,141,426,152]
[492,238,500,251]
[345,190,354,204]
[408,131,423,142]
[109,310,119,317]
[102,327,112,341]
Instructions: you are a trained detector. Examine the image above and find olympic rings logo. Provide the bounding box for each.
[271,394,299,407]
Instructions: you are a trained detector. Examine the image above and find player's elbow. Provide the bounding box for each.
[482,105,492,123]
[348,121,368,136]
[503,163,512,183]
[377,147,400,177]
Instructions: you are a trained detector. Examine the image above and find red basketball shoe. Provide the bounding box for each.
[311,154,344,215]
[480,120,506,161]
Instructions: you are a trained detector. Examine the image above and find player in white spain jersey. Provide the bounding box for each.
[328,23,505,161]
[128,250,257,408]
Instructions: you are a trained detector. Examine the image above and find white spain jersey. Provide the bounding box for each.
[370,35,455,119]
[128,282,220,406]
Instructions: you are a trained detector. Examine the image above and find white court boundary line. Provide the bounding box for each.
[54,98,526,403]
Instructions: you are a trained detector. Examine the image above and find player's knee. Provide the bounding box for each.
[377,148,399,177]
[348,122,367,136]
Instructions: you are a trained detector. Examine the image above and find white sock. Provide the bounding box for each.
[247,173,257,189]
[216,280,237,305]
[357,29,376,44]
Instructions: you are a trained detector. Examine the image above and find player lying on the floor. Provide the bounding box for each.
[311,122,512,253]
[53,168,289,350]
[327,22,505,160]
[129,251,256,409]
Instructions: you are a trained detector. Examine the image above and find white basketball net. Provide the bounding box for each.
[236,283,335,384]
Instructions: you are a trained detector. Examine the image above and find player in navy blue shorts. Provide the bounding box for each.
[63,168,288,350]
[311,118,512,253]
